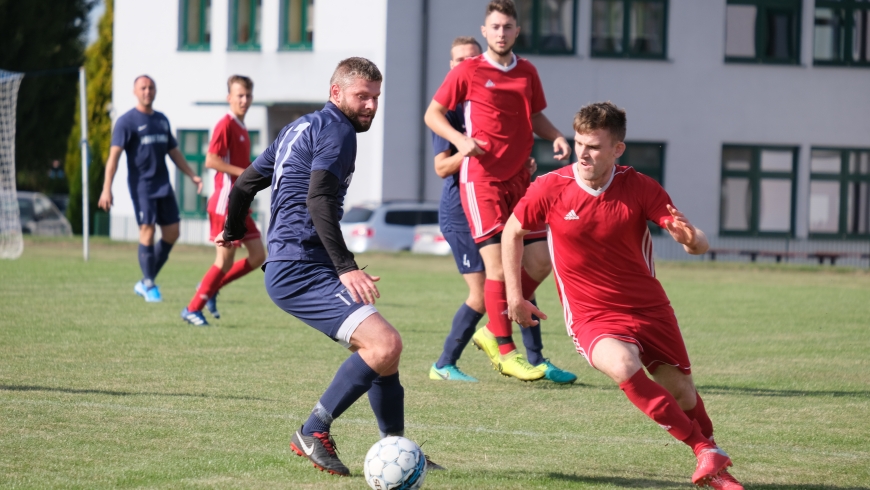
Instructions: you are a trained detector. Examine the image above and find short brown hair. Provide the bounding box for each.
[486,0,517,21]
[573,102,627,142]
[329,57,383,91]
[227,75,253,92]
[452,36,482,52]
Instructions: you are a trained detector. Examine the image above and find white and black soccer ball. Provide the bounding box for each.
[363,436,428,490]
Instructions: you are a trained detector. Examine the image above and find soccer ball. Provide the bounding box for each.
[363,436,428,490]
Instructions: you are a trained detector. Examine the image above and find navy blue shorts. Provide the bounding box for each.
[264,260,378,348]
[132,193,180,227]
[443,229,484,274]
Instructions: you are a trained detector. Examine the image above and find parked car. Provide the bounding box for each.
[340,201,439,252]
[17,191,73,236]
[411,224,452,256]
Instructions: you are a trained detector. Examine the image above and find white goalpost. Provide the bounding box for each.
[0,70,24,260]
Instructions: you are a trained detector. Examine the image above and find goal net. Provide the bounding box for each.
[0,70,24,259]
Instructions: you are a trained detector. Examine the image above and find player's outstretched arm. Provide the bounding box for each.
[503,215,548,327]
[217,165,271,248]
[98,145,123,211]
[168,147,203,194]
[530,112,571,161]
[424,100,486,158]
[664,204,709,255]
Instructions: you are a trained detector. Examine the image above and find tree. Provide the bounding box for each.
[0,0,95,193]
[66,0,112,235]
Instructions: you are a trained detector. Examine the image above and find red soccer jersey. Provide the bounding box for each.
[513,164,675,320]
[433,53,546,183]
[207,113,251,216]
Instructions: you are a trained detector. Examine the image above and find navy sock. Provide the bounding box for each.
[153,239,174,278]
[138,244,156,288]
[521,298,544,365]
[302,352,379,436]
[436,303,484,369]
[368,372,404,438]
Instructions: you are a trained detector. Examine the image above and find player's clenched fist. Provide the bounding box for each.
[339,269,381,305]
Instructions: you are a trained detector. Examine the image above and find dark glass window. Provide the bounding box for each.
[385,211,419,226]
[591,0,668,59]
[280,0,314,50]
[230,0,261,51]
[725,0,802,64]
[176,130,210,218]
[342,208,374,224]
[814,0,870,66]
[179,0,211,51]
[515,0,576,54]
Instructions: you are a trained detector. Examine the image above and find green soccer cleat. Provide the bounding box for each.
[471,326,500,368]
[536,359,577,384]
[497,350,545,381]
[429,363,478,382]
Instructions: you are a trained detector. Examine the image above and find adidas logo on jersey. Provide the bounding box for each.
[485,79,495,88]
[564,210,579,220]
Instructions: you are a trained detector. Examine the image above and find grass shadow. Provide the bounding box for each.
[0,384,274,401]
[697,384,870,399]
[549,472,870,489]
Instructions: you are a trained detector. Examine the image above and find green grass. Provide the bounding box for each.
[1,237,869,489]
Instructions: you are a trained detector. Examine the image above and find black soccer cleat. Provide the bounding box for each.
[290,426,350,476]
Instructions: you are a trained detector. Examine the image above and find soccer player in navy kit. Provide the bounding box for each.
[215,58,440,476]
[99,75,203,302]
[428,36,576,384]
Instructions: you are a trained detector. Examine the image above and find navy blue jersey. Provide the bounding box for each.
[432,105,469,234]
[252,102,356,265]
[111,108,178,199]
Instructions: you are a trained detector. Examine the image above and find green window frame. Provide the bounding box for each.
[724,0,802,65]
[813,0,870,67]
[808,148,870,238]
[590,0,668,59]
[514,0,577,55]
[176,130,209,218]
[179,0,211,51]
[229,0,261,51]
[280,0,314,51]
[248,130,261,160]
[720,145,798,237]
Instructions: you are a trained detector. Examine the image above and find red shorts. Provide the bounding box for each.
[569,305,692,375]
[209,212,261,246]
[460,171,547,243]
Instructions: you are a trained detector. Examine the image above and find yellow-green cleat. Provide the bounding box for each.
[497,350,545,381]
[471,326,500,368]
[536,359,577,384]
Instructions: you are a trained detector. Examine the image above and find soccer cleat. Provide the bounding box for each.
[708,469,744,490]
[497,351,545,381]
[429,363,478,382]
[692,447,733,486]
[144,285,162,303]
[425,454,446,471]
[536,359,577,384]
[134,280,147,298]
[471,327,500,368]
[180,307,209,327]
[205,292,220,319]
[290,427,350,476]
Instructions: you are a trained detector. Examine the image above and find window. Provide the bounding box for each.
[384,210,439,226]
[280,0,314,50]
[720,145,797,236]
[530,138,569,178]
[176,130,209,218]
[230,0,261,51]
[814,0,870,66]
[725,0,802,64]
[809,149,870,237]
[248,130,261,160]
[591,0,668,59]
[179,0,211,50]
[620,142,666,233]
[514,0,576,54]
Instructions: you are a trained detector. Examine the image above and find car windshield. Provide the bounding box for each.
[17,198,34,222]
[342,207,374,223]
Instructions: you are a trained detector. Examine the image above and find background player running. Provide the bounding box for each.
[215,58,440,476]
[503,102,743,489]
[181,75,265,326]
[428,35,575,384]
[425,0,572,382]
[98,75,203,302]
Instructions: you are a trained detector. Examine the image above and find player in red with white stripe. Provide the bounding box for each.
[502,102,743,489]
[181,75,266,326]
[424,0,572,381]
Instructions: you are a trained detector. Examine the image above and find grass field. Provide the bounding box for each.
[1,237,869,489]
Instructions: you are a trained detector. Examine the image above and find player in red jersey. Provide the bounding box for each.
[181,75,266,326]
[424,0,572,381]
[502,102,743,489]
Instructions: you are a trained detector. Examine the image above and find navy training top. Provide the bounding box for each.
[252,102,357,265]
[432,104,470,234]
[111,108,178,199]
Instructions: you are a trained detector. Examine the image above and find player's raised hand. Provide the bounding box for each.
[553,136,572,161]
[524,157,537,175]
[97,189,113,211]
[340,269,381,305]
[664,204,696,246]
[192,175,204,194]
[213,230,233,248]
[507,298,548,328]
[456,136,487,157]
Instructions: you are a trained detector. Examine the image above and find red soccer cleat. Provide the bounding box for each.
[692,447,732,486]
[708,469,744,490]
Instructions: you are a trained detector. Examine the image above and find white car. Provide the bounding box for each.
[340,202,439,253]
[411,224,451,256]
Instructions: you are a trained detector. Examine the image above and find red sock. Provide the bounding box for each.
[520,268,542,300]
[619,370,714,455]
[484,280,515,354]
[219,259,254,288]
[188,266,226,312]
[683,391,714,440]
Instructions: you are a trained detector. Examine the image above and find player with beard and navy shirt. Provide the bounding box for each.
[99,75,203,303]
[215,58,442,477]
[427,36,576,385]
